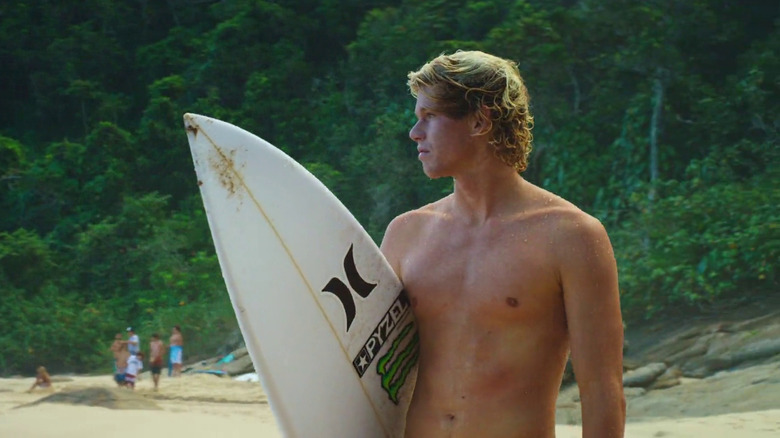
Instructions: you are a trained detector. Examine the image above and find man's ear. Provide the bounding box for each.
[471,105,493,137]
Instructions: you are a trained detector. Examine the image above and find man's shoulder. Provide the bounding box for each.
[533,201,612,267]
[381,197,449,266]
[544,204,606,243]
[387,198,448,233]
[519,187,607,245]
[523,185,599,227]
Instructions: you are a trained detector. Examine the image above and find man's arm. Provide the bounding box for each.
[379,213,415,278]
[559,214,625,438]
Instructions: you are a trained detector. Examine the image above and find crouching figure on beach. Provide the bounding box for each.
[27,366,53,393]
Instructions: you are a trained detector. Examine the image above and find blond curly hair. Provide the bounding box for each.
[407,51,534,173]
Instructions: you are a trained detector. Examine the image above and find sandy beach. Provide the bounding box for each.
[0,373,280,438]
[1,370,779,437]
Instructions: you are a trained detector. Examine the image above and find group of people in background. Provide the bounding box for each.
[109,325,184,391]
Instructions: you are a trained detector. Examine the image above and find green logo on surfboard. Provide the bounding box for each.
[376,322,419,404]
[351,290,419,404]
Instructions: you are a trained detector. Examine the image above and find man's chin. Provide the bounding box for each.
[421,166,446,179]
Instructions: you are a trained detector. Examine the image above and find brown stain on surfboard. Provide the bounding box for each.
[188,116,246,206]
[208,145,243,198]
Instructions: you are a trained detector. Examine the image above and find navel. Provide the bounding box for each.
[506,297,519,307]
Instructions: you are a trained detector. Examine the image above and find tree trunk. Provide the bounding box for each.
[649,69,665,202]
[643,69,666,251]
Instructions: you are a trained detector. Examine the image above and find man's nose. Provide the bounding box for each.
[409,121,424,142]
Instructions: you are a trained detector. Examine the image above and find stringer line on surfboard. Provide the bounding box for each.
[184,114,391,436]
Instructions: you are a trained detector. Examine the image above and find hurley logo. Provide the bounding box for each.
[321,244,377,331]
[321,244,419,402]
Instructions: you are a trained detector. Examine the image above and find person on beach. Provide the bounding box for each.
[125,351,144,390]
[109,332,123,372]
[114,343,130,387]
[123,326,140,355]
[27,366,53,393]
[149,333,165,391]
[380,51,625,437]
[122,327,141,381]
[169,325,184,377]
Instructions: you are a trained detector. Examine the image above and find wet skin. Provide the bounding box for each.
[380,89,625,437]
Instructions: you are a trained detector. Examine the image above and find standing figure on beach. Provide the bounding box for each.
[27,366,53,393]
[380,51,626,437]
[149,333,165,391]
[123,327,141,381]
[123,327,140,355]
[114,342,130,387]
[169,325,184,377]
[109,333,123,372]
[125,351,144,390]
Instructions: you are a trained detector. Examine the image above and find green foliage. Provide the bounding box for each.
[0,135,26,172]
[0,229,57,295]
[614,143,779,318]
[0,0,778,374]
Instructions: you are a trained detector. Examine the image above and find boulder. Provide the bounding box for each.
[648,366,682,390]
[623,362,667,388]
[683,338,780,377]
[221,353,255,376]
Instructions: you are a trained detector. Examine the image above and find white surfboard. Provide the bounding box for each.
[184,113,417,438]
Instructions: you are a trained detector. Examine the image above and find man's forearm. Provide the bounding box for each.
[580,386,626,438]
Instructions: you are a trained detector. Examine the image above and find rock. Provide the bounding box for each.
[221,353,255,376]
[664,335,711,364]
[229,346,249,359]
[730,338,780,364]
[682,338,780,378]
[624,387,647,399]
[623,357,643,371]
[623,362,667,388]
[648,366,682,390]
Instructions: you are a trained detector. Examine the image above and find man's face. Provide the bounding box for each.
[410,87,481,179]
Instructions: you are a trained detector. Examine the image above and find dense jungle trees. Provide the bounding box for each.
[0,0,777,374]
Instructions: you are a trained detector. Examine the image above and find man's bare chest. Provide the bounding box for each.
[399,224,561,322]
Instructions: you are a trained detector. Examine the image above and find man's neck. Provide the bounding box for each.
[450,165,527,224]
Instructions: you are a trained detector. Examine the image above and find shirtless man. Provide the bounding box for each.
[149,333,165,390]
[109,333,123,371]
[380,51,625,438]
[114,344,130,387]
[169,325,184,377]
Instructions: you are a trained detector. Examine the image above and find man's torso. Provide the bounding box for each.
[150,340,164,364]
[386,189,580,437]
